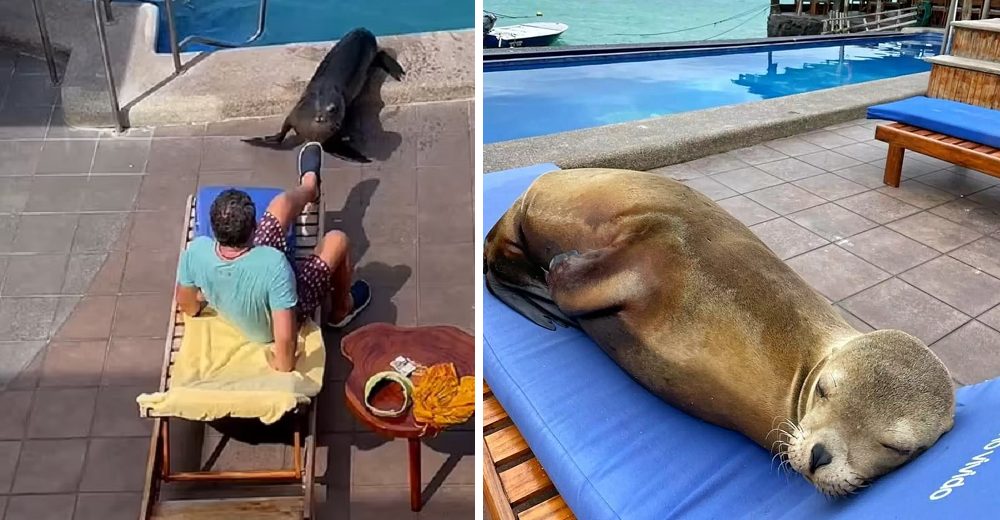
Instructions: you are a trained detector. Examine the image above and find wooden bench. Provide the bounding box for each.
[139,195,324,519]
[875,122,1000,187]
[483,381,576,520]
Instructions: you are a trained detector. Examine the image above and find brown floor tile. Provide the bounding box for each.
[317,384,362,434]
[365,165,418,211]
[0,141,43,175]
[136,174,196,212]
[836,305,873,332]
[0,390,32,439]
[56,295,117,340]
[40,340,107,387]
[72,214,130,254]
[900,256,1000,316]
[950,238,1000,279]
[730,145,787,165]
[711,166,783,194]
[754,157,825,182]
[5,345,45,390]
[26,387,97,438]
[416,131,471,169]
[51,296,80,338]
[24,175,88,213]
[85,251,126,295]
[346,485,415,519]
[199,137,258,171]
[3,494,75,520]
[0,214,15,253]
[2,254,68,296]
[358,208,418,246]
[839,227,938,275]
[687,154,749,175]
[73,493,142,520]
[60,256,108,294]
[11,439,87,493]
[793,173,867,201]
[716,196,778,226]
[352,435,469,487]
[103,337,163,386]
[417,283,473,331]
[0,297,59,341]
[871,156,943,180]
[977,305,1000,332]
[420,485,475,517]
[786,245,889,302]
[418,202,473,245]
[835,191,921,224]
[145,137,203,175]
[876,179,955,209]
[418,242,472,287]
[110,293,171,338]
[92,385,153,437]
[91,138,150,174]
[153,123,206,138]
[0,177,31,213]
[417,166,470,208]
[648,163,704,182]
[0,440,18,492]
[797,149,860,171]
[351,285,418,329]
[3,75,57,107]
[128,211,184,252]
[79,437,148,492]
[841,278,969,345]
[750,218,828,260]
[207,438,286,472]
[886,212,982,253]
[745,183,826,215]
[789,203,877,241]
[932,321,1000,385]
[915,170,995,196]
[832,142,886,163]
[682,177,737,201]
[82,176,142,211]
[0,106,50,140]
[765,136,824,157]
[968,185,1000,211]
[800,130,856,149]
[34,140,96,175]
[12,214,78,253]
[831,124,878,142]
[831,163,889,189]
[121,249,177,294]
[46,107,100,139]
[929,198,1000,235]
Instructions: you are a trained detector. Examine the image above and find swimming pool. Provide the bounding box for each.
[140,0,473,53]
[484,32,942,144]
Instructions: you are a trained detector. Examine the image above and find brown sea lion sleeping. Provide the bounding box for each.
[484,167,955,496]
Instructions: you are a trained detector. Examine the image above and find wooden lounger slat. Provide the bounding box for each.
[484,381,492,395]
[499,458,555,506]
[875,123,1000,188]
[942,136,964,145]
[152,496,304,519]
[520,497,574,520]
[486,424,531,466]
[484,396,510,428]
[914,129,934,136]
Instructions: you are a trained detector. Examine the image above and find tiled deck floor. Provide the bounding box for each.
[650,119,1000,386]
[0,49,473,519]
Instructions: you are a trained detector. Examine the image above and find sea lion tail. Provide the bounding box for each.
[374,50,406,81]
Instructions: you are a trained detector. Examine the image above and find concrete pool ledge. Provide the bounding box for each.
[484,72,929,173]
[0,1,473,128]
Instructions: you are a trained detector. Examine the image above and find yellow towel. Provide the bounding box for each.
[136,310,325,425]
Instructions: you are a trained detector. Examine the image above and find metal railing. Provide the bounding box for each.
[821,6,921,33]
[162,0,268,73]
[30,0,59,85]
[93,0,125,133]
[941,0,961,54]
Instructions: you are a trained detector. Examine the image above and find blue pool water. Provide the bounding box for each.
[139,0,473,53]
[484,33,942,144]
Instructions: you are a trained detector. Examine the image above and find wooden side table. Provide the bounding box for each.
[341,323,474,511]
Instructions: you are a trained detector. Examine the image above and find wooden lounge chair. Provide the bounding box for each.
[876,122,1000,187]
[139,193,325,519]
[483,382,574,520]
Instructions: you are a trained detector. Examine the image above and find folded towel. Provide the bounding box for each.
[137,309,325,424]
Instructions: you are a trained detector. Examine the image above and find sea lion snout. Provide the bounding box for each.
[808,443,833,474]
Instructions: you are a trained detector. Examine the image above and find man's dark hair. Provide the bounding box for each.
[210,189,257,247]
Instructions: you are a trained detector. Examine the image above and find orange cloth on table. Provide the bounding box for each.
[411,362,475,428]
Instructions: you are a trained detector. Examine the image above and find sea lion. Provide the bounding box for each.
[484,168,955,496]
[242,27,405,162]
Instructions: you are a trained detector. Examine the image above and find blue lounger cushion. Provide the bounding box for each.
[195,186,296,250]
[484,164,1000,519]
[867,96,1000,149]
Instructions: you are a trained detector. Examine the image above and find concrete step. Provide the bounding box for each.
[926,55,1000,76]
[951,19,1000,33]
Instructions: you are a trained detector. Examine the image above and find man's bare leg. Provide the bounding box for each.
[314,230,354,323]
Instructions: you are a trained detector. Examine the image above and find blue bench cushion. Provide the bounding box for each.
[867,96,1000,149]
[195,186,296,250]
[484,164,1000,519]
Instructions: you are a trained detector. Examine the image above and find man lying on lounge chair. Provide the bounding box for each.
[174,142,371,372]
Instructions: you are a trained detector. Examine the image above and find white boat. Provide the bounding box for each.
[484,13,568,48]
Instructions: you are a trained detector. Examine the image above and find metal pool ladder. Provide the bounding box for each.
[162,0,269,73]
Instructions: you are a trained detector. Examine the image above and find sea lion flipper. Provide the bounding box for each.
[547,246,642,318]
[242,119,292,147]
[374,50,405,81]
[486,271,563,331]
[321,136,371,163]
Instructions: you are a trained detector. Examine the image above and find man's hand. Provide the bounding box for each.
[176,284,206,316]
[270,308,298,372]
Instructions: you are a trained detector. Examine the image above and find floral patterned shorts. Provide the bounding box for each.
[252,212,332,318]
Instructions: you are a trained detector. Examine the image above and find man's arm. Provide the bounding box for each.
[270,308,297,372]
[175,284,206,316]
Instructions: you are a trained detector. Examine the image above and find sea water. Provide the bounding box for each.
[485,0,774,45]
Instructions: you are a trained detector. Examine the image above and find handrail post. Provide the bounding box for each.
[942,0,960,54]
[30,0,60,85]
[93,0,125,133]
[163,0,183,73]
[102,0,114,23]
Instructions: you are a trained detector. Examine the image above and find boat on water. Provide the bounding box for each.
[483,12,569,48]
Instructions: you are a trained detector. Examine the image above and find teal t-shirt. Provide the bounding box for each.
[176,236,298,344]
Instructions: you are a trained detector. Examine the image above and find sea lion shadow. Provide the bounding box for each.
[341,57,403,163]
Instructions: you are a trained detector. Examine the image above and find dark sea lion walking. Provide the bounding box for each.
[243,27,404,162]
[484,168,955,496]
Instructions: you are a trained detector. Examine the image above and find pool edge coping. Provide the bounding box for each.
[483,72,929,173]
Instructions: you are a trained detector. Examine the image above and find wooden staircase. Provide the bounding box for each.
[926,19,1000,109]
